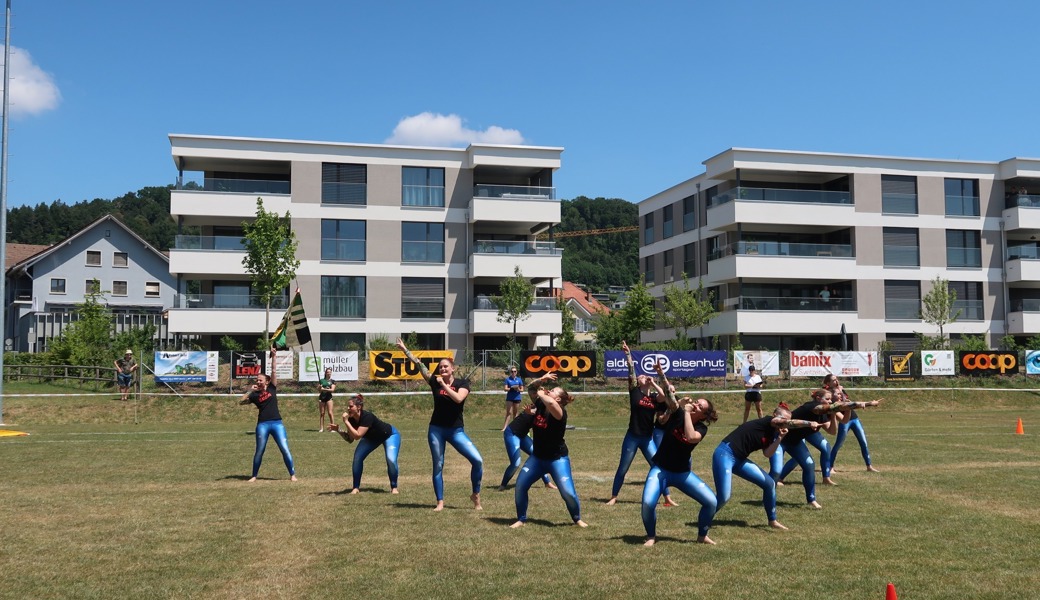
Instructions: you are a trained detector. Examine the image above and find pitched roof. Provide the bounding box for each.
[5,243,52,270]
[561,281,611,317]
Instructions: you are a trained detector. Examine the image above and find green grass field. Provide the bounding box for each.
[1,385,1039,599]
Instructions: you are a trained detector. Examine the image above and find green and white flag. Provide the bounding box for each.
[271,291,311,349]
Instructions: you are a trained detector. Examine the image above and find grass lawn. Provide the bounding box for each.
[1,386,1039,599]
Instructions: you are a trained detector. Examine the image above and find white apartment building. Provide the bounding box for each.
[167,134,563,352]
[638,148,1040,352]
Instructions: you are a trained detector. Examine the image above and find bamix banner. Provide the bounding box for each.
[603,351,727,378]
[789,351,878,377]
[520,351,598,378]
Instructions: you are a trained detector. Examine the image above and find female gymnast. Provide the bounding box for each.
[824,374,882,474]
[329,393,401,494]
[396,338,483,511]
[238,348,296,482]
[317,367,336,432]
[775,389,844,507]
[498,380,555,490]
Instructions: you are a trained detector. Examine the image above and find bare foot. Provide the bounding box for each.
[247,477,257,483]
[574,519,588,527]
[349,488,360,495]
[391,488,399,494]
[823,477,837,486]
[769,520,788,530]
[510,520,524,528]
[809,500,822,509]
[290,475,298,482]
[663,496,679,507]
[605,497,618,506]
[644,537,656,547]
[498,485,507,492]
[545,481,558,490]
[433,501,444,512]
[471,493,483,510]
[867,465,880,473]
[697,535,716,545]
[830,467,840,474]
[775,480,785,487]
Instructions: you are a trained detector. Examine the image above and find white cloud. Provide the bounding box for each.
[2,46,61,117]
[386,112,524,146]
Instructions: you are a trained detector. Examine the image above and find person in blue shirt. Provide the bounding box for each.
[502,365,524,431]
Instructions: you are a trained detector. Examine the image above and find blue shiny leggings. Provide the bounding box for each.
[252,420,295,478]
[712,441,778,522]
[428,425,483,501]
[500,429,550,488]
[778,440,817,503]
[641,466,717,538]
[514,455,581,523]
[780,431,833,479]
[611,431,658,497]
[830,418,872,468]
[352,427,401,490]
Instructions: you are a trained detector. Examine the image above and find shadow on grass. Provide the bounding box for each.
[484,516,564,528]
[219,475,270,481]
[317,487,391,496]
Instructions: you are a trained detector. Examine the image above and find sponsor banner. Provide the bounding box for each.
[884,351,914,381]
[264,352,295,381]
[958,351,1018,375]
[604,351,727,378]
[369,350,455,381]
[299,351,359,382]
[230,352,266,380]
[155,351,219,383]
[520,351,598,378]
[734,351,780,377]
[1026,350,1040,375]
[789,351,878,377]
[920,350,955,376]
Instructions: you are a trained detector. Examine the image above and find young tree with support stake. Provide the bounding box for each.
[920,275,961,347]
[494,266,534,347]
[660,274,717,350]
[242,198,300,347]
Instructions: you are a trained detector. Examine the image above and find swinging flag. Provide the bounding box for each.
[271,291,312,349]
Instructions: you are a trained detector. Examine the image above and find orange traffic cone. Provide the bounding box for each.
[1015,418,1025,435]
[886,583,898,600]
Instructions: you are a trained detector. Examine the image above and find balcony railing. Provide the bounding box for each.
[729,296,856,311]
[947,195,981,216]
[473,296,558,311]
[174,235,246,251]
[321,296,366,318]
[885,298,920,320]
[710,186,852,208]
[708,241,853,261]
[403,185,445,207]
[1006,193,1040,209]
[321,238,366,261]
[402,241,445,263]
[473,240,562,255]
[473,184,557,200]
[1008,245,1040,260]
[175,294,289,310]
[201,178,290,195]
[322,182,367,205]
[883,245,920,267]
[953,299,983,321]
[947,247,982,268]
[402,297,445,319]
[882,193,918,214]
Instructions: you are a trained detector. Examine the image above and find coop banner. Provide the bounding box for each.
[733,351,781,377]
[603,351,727,378]
[299,351,359,382]
[788,351,878,377]
[958,351,1018,375]
[920,350,955,376]
[1026,350,1040,375]
[154,351,219,383]
[521,351,598,378]
[884,351,914,381]
[264,352,295,381]
[230,352,267,380]
[369,350,456,381]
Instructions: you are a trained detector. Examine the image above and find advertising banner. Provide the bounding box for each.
[958,351,1018,375]
[264,352,295,381]
[520,350,598,378]
[154,351,219,383]
[604,351,727,378]
[884,351,914,381]
[368,350,456,381]
[789,351,878,377]
[299,351,359,382]
[920,350,955,376]
[230,352,266,380]
[1026,350,1040,375]
[733,351,780,377]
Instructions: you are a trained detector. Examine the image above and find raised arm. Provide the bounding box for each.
[622,340,637,389]
[680,405,704,444]
[268,348,278,387]
[536,388,564,420]
[396,338,432,380]
[527,372,558,399]
[652,362,679,411]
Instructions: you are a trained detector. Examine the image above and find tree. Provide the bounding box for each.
[493,266,534,346]
[242,198,300,346]
[556,297,577,350]
[660,274,717,350]
[50,281,114,367]
[920,275,960,343]
[594,278,655,348]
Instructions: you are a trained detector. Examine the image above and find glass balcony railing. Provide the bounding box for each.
[174,235,246,251]
[473,240,562,256]
[947,195,981,216]
[710,186,852,208]
[201,178,290,195]
[882,193,918,214]
[321,238,366,261]
[947,247,982,268]
[322,182,367,205]
[1006,193,1040,209]
[708,241,853,260]
[730,296,856,311]
[402,241,445,263]
[175,294,289,310]
[403,185,445,207]
[473,184,557,200]
[1008,245,1040,260]
[473,296,559,311]
[883,245,920,267]
[1016,299,1040,312]
[885,299,921,320]
[953,299,983,321]
[321,296,366,318]
[402,297,445,319]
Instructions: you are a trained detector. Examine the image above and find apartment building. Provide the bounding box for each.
[638,148,1040,352]
[167,134,563,352]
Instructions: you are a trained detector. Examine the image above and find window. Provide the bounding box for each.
[50,278,66,294]
[881,175,917,214]
[86,250,101,266]
[112,281,128,296]
[884,280,920,319]
[683,194,696,231]
[321,276,366,318]
[409,333,444,349]
[322,163,367,205]
[946,230,982,268]
[644,255,655,285]
[663,249,674,282]
[949,281,983,321]
[320,332,366,351]
[643,213,654,244]
[85,279,100,294]
[883,227,919,266]
[402,167,445,207]
[945,178,980,216]
[662,205,674,239]
[113,252,128,268]
[213,282,254,308]
[321,219,366,261]
[683,242,696,277]
[402,222,445,263]
[145,281,161,298]
[402,277,445,318]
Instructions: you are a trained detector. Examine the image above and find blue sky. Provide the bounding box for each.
[6,1,1040,209]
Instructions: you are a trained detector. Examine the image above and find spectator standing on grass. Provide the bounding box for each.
[502,366,524,431]
[329,393,401,494]
[114,349,137,401]
[743,364,764,423]
[318,368,336,433]
[239,348,296,482]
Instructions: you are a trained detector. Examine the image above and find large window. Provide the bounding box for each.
[322,163,367,205]
[663,249,674,282]
[402,167,445,207]
[662,205,674,239]
[402,222,445,263]
[321,219,366,261]
[883,227,919,267]
[683,194,696,231]
[881,175,917,214]
[946,230,982,268]
[945,178,980,216]
[402,277,445,318]
[884,280,920,320]
[321,276,366,318]
[949,281,983,321]
[683,242,696,277]
[643,213,654,244]
[644,255,655,285]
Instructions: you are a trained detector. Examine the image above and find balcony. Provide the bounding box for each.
[705,306,852,336]
[169,235,249,276]
[1008,300,1040,334]
[202,177,290,194]
[470,296,561,335]
[174,294,289,310]
[1003,199,1040,232]
[471,185,561,232]
[171,185,291,225]
[711,186,852,208]
[471,240,562,280]
[725,295,856,312]
[707,241,854,281]
[167,294,288,335]
[1005,254,1040,283]
[706,188,855,233]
